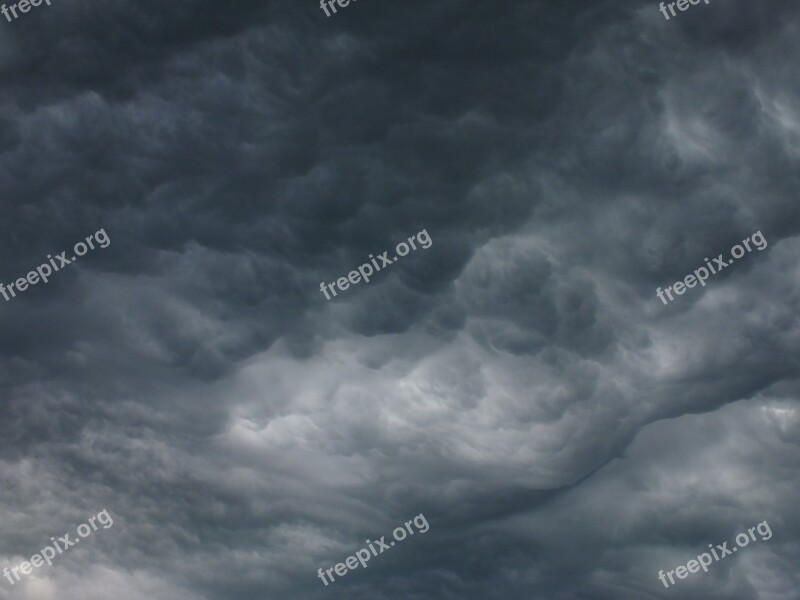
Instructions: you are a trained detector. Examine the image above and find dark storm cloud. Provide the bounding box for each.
[0,1,798,599]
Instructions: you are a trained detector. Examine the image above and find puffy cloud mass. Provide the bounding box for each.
[0,0,798,599]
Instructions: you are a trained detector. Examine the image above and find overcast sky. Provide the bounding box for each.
[0,0,799,599]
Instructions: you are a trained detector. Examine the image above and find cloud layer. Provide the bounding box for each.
[0,1,798,599]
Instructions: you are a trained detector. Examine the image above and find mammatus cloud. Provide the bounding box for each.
[0,1,797,599]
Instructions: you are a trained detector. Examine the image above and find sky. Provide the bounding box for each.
[0,0,799,599]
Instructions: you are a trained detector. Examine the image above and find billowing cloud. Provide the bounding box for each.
[0,1,798,599]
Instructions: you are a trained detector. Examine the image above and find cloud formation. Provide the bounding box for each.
[0,0,798,599]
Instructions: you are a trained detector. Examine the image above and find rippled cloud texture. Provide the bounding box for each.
[0,0,798,599]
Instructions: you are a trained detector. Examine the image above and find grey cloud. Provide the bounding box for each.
[0,1,798,599]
